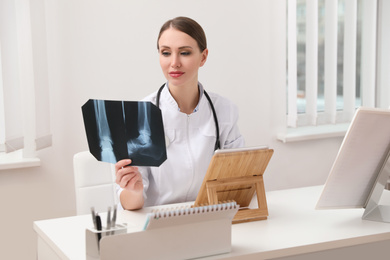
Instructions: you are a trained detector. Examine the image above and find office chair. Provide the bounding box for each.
[73,151,118,215]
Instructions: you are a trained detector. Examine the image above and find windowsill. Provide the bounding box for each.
[277,123,350,143]
[0,150,41,170]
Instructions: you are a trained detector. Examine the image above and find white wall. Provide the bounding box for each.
[0,0,344,259]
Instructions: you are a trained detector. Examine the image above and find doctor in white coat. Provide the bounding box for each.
[115,16,245,210]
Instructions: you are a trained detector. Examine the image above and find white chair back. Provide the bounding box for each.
[73,151,118,215]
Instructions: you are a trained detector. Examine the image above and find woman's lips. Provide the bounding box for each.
[169,71,184,78]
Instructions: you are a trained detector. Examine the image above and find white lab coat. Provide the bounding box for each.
[117,83,245,208]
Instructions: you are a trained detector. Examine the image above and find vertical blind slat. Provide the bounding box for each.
[324,0,338,124]
[377,0,390,108]
[343,0,357,120]
[361,0,377,107]
[287,0,298,127]
[0,40,5,152]
[15,0,36,157]
[30,0,52,150]
[305,0,318,125]
[0,0,25,153]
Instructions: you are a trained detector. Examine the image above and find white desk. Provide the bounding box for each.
[34,186,390,260]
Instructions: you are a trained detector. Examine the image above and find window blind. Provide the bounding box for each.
[287,0,298,127]
[305,0,318,125]
[0,0,24,153]
[377,0,390,109]
[360,0,377,107]
[0,0,51,156]
[287,0,379,128]
[342,0,357,121]
[323,0,338,124]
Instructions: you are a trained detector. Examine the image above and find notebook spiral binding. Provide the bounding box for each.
[150,201,238,219]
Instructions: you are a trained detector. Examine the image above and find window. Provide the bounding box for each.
[285,0,386,133]
[0,0,51,169]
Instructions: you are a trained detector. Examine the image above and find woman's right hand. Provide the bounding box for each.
[115,159,144,193]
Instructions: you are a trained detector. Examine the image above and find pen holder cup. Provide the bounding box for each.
[86,224,127,260]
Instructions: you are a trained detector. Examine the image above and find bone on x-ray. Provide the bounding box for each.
[82,99,167,167]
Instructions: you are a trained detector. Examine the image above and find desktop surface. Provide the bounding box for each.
[34,186,390,260]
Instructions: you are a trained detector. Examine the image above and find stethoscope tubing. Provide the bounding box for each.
[156,83,221,150]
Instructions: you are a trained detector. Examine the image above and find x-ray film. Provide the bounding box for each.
[82,99,167,166]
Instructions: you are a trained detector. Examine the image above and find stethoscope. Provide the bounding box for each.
[156,84,221,151]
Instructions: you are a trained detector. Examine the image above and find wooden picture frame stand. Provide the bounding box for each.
[206,175,269,224]
[195,147,274,224]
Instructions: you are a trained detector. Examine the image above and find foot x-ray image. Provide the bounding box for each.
[82,99,167,166]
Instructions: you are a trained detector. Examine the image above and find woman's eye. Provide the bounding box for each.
[161,51,170,56]
[181,52,191,56]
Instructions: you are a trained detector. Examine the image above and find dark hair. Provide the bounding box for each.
[157,16,207,52]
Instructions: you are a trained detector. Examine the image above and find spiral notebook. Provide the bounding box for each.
[99,202,239,260]
[143,201,239,230]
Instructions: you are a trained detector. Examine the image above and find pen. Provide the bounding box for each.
[110,205,117,235]
[91,207,97,229]
[106,207,111,235]
[95,213,102,245]
[112,204,117,228]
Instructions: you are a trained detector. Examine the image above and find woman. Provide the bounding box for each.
[115,16,245,210]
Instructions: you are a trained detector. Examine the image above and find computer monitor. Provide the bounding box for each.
[316,107,390,223]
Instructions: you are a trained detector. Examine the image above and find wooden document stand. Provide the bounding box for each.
[195,147,274,224]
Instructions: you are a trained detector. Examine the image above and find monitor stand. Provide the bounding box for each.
[363,151,390,223]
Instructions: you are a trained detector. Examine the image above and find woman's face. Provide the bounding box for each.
[158,27,208,89]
